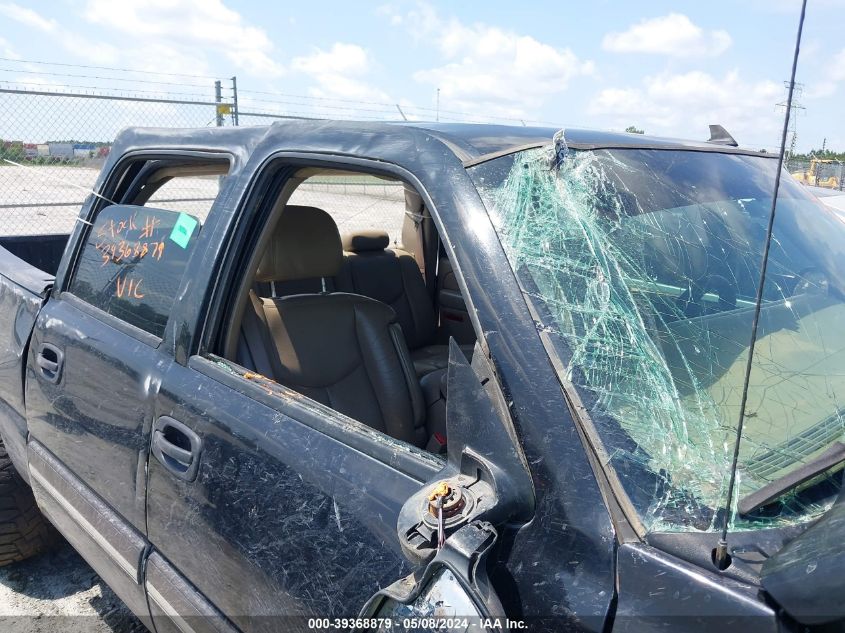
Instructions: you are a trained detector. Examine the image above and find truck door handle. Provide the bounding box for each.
[151,417,202,482]
[36,343,63,383]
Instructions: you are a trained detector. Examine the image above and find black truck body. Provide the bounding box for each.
[0,121,841,633]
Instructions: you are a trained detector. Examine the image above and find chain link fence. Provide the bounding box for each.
[0,89,219,235]
[1,89,408,240]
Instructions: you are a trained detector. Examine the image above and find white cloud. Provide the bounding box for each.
[376,3,404,26]
[602,14,731,58]
[83,0,283,77]
[801,48,845,100]
[589,70,783,146]
[0,36,20,59]
[291,43,390,103]
[0,2,57,32]
[831,49,845,83]
[397,8,593,120]
[0,4,121,66]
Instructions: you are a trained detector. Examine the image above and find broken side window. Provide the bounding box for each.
[469,143,845,533]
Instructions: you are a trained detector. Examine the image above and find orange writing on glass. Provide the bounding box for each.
[151,241,165,260]
[95,240,164,266]
[96,213,138,239]
[139,215,161,239]
[115,276,145,299]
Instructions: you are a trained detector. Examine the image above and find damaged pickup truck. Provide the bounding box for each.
[0,121,843,632]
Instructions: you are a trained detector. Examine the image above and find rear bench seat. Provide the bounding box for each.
[257,228,473,376]
[341,231,475,376]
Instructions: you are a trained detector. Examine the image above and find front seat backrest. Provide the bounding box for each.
[253,206,427,447]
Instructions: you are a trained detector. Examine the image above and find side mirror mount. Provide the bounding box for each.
[396,340,534,565]
[359,522,506,631]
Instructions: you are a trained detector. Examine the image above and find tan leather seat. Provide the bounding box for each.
[239,206,428,447]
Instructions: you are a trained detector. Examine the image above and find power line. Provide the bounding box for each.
[0,66,213,90]
[0,56,219,80]
[239,86,557,125]
[776,80,804,158]
[239,95,399,116]
[0,81,216,102]
[238,87,402,108]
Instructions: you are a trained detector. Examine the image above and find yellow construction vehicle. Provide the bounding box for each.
[791,157,844,190]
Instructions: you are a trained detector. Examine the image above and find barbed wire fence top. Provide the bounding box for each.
[0,84,420,238]
[3,59,829,238]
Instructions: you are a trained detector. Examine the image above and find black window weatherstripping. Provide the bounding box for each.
[528,296,644,542]
[51,149,235,301]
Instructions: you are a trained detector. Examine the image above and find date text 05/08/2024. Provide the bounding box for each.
[307,618,528,630]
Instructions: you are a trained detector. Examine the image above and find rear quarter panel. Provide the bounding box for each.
[0,246,53,477]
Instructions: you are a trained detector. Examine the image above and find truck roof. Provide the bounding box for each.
[114,120,770,167]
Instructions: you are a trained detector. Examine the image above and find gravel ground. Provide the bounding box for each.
[0,541,144,633]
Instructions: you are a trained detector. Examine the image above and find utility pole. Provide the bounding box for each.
[436,88,440,122]
[214,80,224,127]
[231,76,239,126]
[776,80,804,160]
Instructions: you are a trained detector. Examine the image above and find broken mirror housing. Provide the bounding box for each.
[360,522,503,630]
[397,341,534,565]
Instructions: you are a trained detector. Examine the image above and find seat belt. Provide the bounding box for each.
[240,290,278,379]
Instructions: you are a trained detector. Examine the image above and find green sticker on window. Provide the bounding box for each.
[169,213,198,249]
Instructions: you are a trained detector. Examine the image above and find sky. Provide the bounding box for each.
[0,0,843,152]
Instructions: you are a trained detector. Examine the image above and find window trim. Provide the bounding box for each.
[57,149,233,296]
[196,152,449,361]
[56,150,233,346]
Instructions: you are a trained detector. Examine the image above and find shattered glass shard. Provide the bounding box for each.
[470,142,845,533]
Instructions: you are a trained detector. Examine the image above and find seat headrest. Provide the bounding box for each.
[255,206,343,282]
[342,230,390,253]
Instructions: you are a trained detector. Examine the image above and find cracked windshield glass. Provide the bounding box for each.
[469,141,845,533]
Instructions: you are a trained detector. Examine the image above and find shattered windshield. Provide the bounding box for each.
[469,144,845,533]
